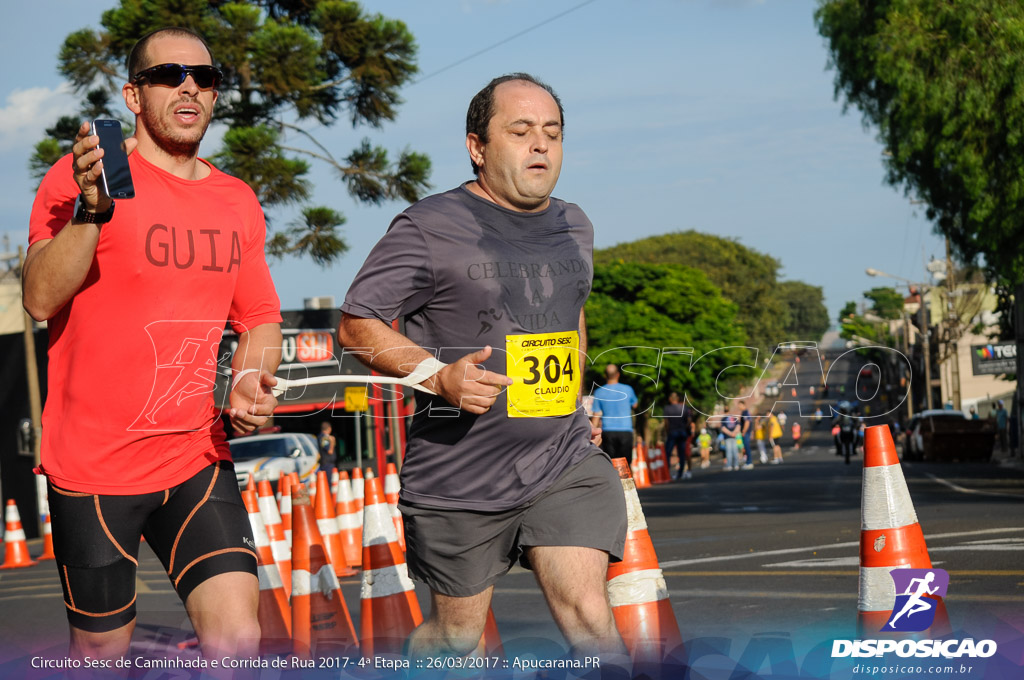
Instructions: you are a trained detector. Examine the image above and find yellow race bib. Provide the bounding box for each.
[505,330,581,418]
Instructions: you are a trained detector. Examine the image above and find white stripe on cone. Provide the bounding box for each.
[258,564,285,591]
[316,518,340,538]
[292,565,342,599]
[859,564,911,611]
[621,477,649,532]
[861,466,918,531]
[4,528,26,542]
[607,569,670,606]
[363,505,397,546]
[360,565,416,600]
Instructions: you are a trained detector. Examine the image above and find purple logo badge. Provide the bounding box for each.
[884,568,949,632]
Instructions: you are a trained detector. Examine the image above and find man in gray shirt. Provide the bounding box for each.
[339,73,628,663]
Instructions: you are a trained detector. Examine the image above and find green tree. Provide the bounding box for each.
[777,280,831,341]
[815,0,1024,327]
[585,262,754,416]
[595,231,787,354]
[863,286,905,321]
[30,0,431,265]
[839,301,857,323]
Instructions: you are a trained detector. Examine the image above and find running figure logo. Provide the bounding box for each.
[884,568,949,632]
[130,321,229,432]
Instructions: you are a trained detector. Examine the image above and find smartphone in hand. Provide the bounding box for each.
[92,119,135,199]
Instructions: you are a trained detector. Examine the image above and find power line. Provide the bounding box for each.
[412,0,601,85]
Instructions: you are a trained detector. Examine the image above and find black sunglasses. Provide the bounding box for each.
[132,63,222,90]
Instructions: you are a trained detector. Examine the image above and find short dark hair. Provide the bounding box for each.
[465,73,564,175]
[127,27,215,80]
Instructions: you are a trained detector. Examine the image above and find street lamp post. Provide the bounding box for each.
[866,268,934,411]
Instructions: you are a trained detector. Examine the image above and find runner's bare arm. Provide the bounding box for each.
[338,313,513,415]
[23,122,138,321]
[229,322,283,433]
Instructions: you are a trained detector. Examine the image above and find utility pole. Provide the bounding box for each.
[945,238,962,410]
[18,246,44,535]
[919,289,934,410]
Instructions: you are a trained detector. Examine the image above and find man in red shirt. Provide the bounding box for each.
[25,27,282,663]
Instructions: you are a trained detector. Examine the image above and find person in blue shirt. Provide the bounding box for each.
[590,364,638,464]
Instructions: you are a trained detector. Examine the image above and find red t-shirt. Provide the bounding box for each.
[29,152,282,494]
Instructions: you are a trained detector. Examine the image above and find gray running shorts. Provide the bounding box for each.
[398,451,627,597]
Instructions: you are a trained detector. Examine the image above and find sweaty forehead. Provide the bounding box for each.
[142,34,212,69]
[491,81,560,125]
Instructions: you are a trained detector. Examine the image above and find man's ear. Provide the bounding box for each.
[123,82,141,115]
[466,133,485,171]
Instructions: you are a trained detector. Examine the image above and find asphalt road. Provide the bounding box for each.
[1,350,1021,676]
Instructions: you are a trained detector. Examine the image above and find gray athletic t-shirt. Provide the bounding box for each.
[341,183,598,511]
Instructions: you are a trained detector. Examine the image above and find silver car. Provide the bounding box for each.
[229,432,320,488]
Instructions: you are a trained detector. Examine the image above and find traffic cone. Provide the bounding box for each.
[258,479,292,595]
[350,467,365,513]
[280,473,294,548]
[246,473,255,493]
[858,425,950,637]
[791,387,797,397]
[315,471,356,577]
[391,504,406,553]
[334,471,362,568]
[651,446,670,484]
[607,458,683,670]
[631,444,651,489]
[383,463,400,508]
[365,467,376,480]
[1,501,37,569]
[331,468,340,497]
[360,476,422,656]
[38,513,55,561]
[241,488,291,654]
[290,485,359,659]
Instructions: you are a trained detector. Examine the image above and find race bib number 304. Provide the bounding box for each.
[505,330,581,418]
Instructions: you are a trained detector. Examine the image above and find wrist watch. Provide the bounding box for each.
[74,195,115,225]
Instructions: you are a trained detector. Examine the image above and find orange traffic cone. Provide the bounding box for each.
[350,467,365,513]
[365,467,376,480]
[791,387,797,397]
[331,468,340,497]
[38,513,55,561]
[290,485,359,660]
[631,445,651,489]
[315,471,356,577]
[857,425,949,637]
[246,473,255,493]
[360,476,422,656]
[1,501,37,569]
[258,479,291,595]
[391,504,406,553]
[651,446,670,484]
[607,458,683,670]
[334,471,362,568]
[280,473,294,547]
[242,488,291,654]
[383,463,400,508]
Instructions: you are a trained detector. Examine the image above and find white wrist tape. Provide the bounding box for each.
[231,368,260,391]
[406,357,447,387]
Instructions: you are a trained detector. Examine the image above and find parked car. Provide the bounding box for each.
[228,432,320,488]
[902,410,995,462]
[764,380,781,397]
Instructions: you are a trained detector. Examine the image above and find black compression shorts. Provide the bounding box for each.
[48,461,257,633]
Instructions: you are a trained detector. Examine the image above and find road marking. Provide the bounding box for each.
[924,472,1023,499]
[658,527,1024,568]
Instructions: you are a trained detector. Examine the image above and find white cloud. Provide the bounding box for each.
[0,83,75,151]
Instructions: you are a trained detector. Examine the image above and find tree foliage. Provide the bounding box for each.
[816,0,1024,331]
[778,280,831,341]
[585,262,755,416]
[595,230,790,353]
[864,286,906,321]
[31,0,432,265]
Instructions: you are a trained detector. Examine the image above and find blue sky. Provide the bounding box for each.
[0,0,947,329]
